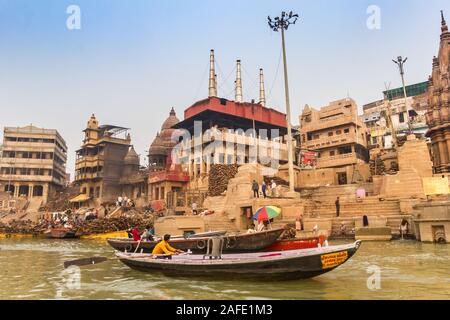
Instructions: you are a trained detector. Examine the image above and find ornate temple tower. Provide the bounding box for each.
[426,11,450,173]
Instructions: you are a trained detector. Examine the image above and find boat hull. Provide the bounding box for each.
[44,228,78,239]
[116,241,361,280]
[263,235,327,252]
[107,228,285,254]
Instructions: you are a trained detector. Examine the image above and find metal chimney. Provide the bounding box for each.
[235,60,243,102]
[209,50,217,97]
[259,68,266,107]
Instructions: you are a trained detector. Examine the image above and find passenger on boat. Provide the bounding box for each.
[126,228,133,239]
[152,234,184,258]
[131,227,141,241]
[141,227,154,242]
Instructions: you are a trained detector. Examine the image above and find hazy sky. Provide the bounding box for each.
[0,0,448,175]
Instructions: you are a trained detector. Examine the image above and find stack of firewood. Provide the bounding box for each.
[208,164,239,197]
[369,155,386,176]
[74,216,155,236]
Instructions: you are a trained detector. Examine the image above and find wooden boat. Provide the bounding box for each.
[44,228,78,239]
[116,241,362,280]
[263,235,327,252]
[172,230,227,239]
[107,228,285,254]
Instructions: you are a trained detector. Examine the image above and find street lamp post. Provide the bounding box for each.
[268,11,298,195]
[392,56,413,134]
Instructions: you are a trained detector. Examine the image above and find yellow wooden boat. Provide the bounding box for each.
[0,233,39,239]
[80,231,128,240]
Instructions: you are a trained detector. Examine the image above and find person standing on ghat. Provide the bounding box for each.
[252,180,260,198]
[335,197,340,217]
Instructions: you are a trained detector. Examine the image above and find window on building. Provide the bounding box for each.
[338,146,352,155]
[399,112,405,123]
[336,130,342,135]
[313,134,320,140]
[344,128,350,134]
[330,151,335,156]
[328,132,333,137]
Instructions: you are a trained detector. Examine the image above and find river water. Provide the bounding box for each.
[0,238,449,300]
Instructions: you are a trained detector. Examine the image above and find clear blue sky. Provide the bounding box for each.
[0,0,448,176]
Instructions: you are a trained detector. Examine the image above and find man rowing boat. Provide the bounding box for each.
[152,234,184,259]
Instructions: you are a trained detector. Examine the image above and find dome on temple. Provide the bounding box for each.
[149,132,166,156]
[161,107,180,130]
[124,145,139,165]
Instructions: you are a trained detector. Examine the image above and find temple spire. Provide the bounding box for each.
[208,50,217,97]
[441,10,448,32]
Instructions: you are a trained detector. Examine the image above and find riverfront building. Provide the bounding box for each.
[74,114,138,204]
[425,12,450,173]
[0,125,68,204]
[299,98,369,185]
[172,50,293,192]
[363,81,429,149]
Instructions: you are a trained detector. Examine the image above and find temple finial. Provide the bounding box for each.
[441,10,448,33]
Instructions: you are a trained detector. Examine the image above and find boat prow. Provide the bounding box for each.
[116,240,362,280]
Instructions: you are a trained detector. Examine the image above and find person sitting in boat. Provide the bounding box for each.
[126,228,133,239]
[152,234,184,259]
[256,220,266,232]
[131,227,141,241]
[141,227,154,242]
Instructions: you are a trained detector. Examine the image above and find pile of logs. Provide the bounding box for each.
[74,216,155,236]
[208,164,239,197]
[369,155,386,176]
[0,220,44,234]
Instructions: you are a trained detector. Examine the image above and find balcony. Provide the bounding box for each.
[302,115,360,132]
[303,134,356,150]
[316,153,358,168]
[75,172,103,181]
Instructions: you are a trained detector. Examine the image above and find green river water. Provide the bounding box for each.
[0,238,449,300]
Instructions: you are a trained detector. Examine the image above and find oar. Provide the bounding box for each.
[64,256,109,268]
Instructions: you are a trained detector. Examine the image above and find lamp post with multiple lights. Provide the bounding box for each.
[392,56,413,134]
[268,11,299,195]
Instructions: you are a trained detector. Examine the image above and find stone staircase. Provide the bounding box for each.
[306,197,402,218]
[203,212,240,233]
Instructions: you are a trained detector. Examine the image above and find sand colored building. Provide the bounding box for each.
[425,12,450,173]
[299,98,369,185]
[0,125,67,204]
[363,82,429,149]
[74,114,136,204]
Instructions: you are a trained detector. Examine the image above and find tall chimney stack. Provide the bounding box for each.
[259,68,266,107]
[209,49,217,97]
[235,60,243,102]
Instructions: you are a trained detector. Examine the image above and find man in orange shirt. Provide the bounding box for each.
[152,234,184,259]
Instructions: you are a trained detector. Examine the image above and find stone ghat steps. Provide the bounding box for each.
[305,199,401,218]
[203,213,240,233]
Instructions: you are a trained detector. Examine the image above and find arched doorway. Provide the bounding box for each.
[33,185,44,197]
[19,185,30,197]
[4,184,14,194]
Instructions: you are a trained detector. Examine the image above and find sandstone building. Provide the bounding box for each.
[299,98,369,185]
[74,114,138,204]
[0,125,68,204]
[425,12,450,173]
[363,82,429,149]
